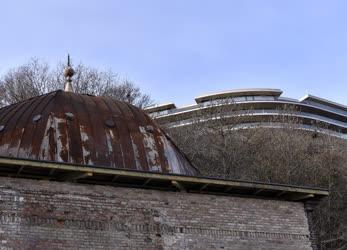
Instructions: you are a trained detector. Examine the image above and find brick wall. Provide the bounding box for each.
[0,177,313,250]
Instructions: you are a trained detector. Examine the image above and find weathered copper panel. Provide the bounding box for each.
[101,97,126,168]
[0,90,198,176]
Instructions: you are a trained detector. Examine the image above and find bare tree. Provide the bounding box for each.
[164,103,347,250]
[0,58,154,108]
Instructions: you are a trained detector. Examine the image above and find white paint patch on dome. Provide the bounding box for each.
[160,136,183,174]
[105,129,115,167]
[39,115,55,160]
[130,135,141,170]
[36,115,68,162]
[139,126,161,172]
[54,117,68,162]
[80,125,93,165]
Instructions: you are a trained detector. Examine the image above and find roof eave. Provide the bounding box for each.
[0,156,328,202]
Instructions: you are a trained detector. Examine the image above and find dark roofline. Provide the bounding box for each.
[0,156,328,202]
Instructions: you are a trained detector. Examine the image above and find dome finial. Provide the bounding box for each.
[64,54,75,92]
[67,54,71,67]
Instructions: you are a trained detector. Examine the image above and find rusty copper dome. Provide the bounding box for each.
[0,90,198,176]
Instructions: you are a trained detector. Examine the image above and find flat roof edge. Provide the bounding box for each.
[144,103,177,113]
[0,157,329,201]
[195,88,283,103]
[300,94,347,111]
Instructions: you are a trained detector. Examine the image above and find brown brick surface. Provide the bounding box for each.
[0,177,313,250]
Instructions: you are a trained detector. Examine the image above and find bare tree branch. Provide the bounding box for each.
[164,103,347,250]
[0,58,154,108]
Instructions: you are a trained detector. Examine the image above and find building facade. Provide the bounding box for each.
[145,88,347,139]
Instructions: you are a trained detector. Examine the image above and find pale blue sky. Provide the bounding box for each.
[0,0,346,106]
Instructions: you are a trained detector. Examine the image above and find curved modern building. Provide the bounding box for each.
[145,88,347,139]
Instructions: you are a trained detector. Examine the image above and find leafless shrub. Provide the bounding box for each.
[164,102,347,250]
[0,58,154,108]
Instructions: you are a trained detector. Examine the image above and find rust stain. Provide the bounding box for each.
[0,90,199,176]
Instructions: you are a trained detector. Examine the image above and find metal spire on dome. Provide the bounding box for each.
[64,54,75,92]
